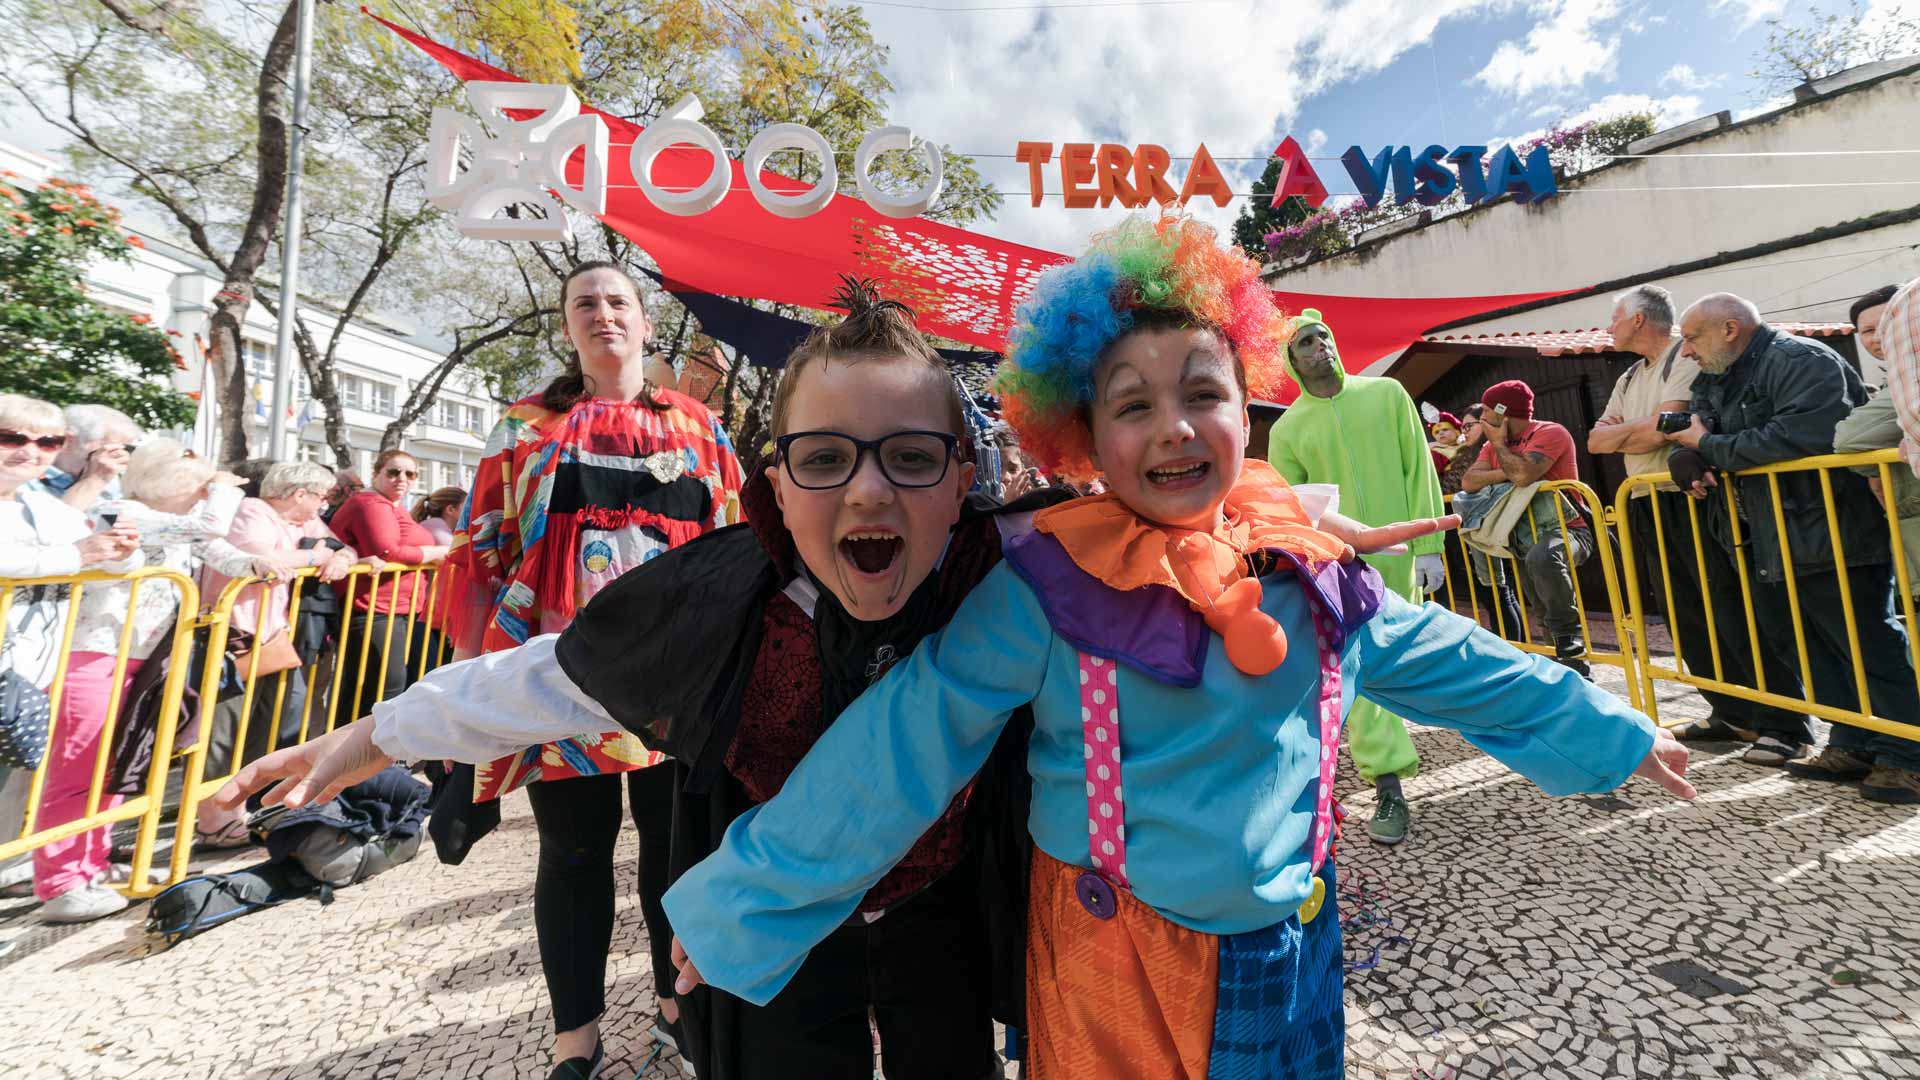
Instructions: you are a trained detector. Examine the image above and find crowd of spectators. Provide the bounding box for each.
[3,275,1919,933]
[1431,279,1920,805]
[0,396,465,921]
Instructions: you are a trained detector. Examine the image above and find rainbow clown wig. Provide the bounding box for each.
[992,214,1291,483]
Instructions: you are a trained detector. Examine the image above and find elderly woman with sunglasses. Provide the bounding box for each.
[34,437,271,921]
[326,448,449,720]
[0,395,141,903]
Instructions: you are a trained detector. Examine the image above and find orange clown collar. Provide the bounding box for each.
[1031,461,1348,676]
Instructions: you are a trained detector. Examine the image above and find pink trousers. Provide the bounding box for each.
[33,651,143,901]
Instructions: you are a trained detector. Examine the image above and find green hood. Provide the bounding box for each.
[1282,308,1347,396]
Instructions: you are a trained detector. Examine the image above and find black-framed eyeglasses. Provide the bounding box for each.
[775,430,959,490]
[0,429,69,451]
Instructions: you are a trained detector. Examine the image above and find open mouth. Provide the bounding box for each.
[1146,461,1211,490]
[839,530,904,576]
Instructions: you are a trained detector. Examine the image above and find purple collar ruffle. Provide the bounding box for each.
[1001,529,1386,687]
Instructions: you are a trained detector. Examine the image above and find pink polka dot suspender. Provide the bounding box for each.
[1077,589,1345,894]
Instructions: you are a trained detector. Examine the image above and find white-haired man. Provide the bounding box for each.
[1588,285,1810,754]
[1667,292,1918,803]
[32,404,141,511]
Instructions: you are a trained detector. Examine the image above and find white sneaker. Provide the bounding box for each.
[0,859,32,899]
[38,882,129,923]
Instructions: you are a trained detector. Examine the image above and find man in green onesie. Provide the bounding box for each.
[1268,309,1447,845]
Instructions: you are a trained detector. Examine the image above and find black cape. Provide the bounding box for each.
[554,472,1063,1076]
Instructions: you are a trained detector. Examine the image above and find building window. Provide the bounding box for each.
[242,339,274,380]
[371,382,395,416]
[460,464,475,488]
[465,404,486,434]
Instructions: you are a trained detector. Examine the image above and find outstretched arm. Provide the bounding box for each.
[1353,592,1692,799]
[212,635,613,810]
[664,564,1053,1006]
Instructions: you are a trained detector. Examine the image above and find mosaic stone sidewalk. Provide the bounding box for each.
[2,666,1915,1079]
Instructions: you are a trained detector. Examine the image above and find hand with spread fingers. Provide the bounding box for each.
[211,719,393,814]
[1319,511,1463,563]
[1633,727,1696,799]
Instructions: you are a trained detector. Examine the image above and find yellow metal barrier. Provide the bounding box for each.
[1436,481,1644,712]
[167,561,447,885]
[1610,447,1920,745]
[0,567,200,899]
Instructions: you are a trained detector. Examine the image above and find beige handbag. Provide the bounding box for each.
[230,628,302,677]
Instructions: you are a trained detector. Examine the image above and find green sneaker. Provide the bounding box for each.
[1368,790,1410,845]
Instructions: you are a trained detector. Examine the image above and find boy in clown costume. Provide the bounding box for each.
[662,217,1693,1078]
[1267,311,1446,845]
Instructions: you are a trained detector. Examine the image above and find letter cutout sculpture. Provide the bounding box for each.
[1342,145,1395,208]
[630,94,731,216]
[1178,143,1233,208]
[744,123,838,219]
[1060,143,1099,209]
[1409,144,1457,206]
[426,82,609,241]
[855,127,946,218]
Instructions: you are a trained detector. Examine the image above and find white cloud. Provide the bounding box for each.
[1305,129,1329,157]
[1496,92,1705,149]
[1713,0,1786,28]
[872,0,1508,254]
[1473,0,1623,97]
[1660,63,1722,90]
[1735,93,1794,120]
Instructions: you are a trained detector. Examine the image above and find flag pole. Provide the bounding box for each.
[267,0,315,461]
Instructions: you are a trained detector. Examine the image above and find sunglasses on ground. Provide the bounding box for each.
[775,430,959,490]
[0,430,69,451]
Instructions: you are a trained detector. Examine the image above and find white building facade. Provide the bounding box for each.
[1264,56,1920,383]
[1,141,497,499]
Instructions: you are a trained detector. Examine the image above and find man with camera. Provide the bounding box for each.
[1589,286,1810,756]
[1460,379,1594,673]
[1666,293,1919,803]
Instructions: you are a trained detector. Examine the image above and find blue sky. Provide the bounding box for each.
[858,0,1830,252]
[0,0,1861,258]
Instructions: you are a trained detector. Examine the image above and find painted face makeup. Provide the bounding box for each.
[1088,327,1249,532]
[769,358,974,621]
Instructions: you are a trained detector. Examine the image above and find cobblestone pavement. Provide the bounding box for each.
[2,665,1916,1079]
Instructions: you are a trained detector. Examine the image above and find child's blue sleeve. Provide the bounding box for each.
[1353,593,1656,795]
[663,563,1054,1006]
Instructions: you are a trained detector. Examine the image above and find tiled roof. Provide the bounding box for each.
[1419,322,1854,356]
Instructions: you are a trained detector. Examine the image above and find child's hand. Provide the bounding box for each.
[1633,727,1696,799]
[672,934,706,995]
[1321,511,1463,562]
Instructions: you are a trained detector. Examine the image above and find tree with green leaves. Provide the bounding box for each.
[1750,1,1920,96]
[0,171,192,428]
[1,0,999,466]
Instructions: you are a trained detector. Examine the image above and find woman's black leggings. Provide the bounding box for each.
[525,765,677,1034]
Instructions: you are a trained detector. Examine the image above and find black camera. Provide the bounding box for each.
[1655,411,1694,434]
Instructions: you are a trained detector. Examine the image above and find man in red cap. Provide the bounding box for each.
[1461,379,1596,673]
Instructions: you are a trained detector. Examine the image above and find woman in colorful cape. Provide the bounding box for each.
[440,259,745,1078]
[659,216,1696,1079]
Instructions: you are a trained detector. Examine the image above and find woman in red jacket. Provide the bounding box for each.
[328,448,449,718]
